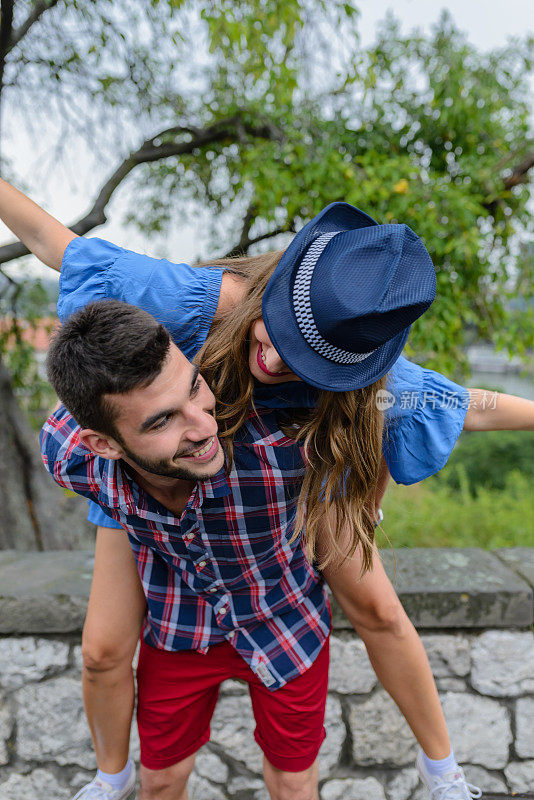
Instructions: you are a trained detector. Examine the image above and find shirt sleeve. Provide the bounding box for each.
[382,356,469,485]
[40,404,104,498]
[87,499,123,529]
[59,237,224,359]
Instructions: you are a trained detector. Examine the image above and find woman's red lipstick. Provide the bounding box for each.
[256,343,292,377]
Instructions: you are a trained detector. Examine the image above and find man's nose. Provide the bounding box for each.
[184,403,218,441]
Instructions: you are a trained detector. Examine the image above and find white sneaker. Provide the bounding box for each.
[416,749,482,800]
[72,765,136,800]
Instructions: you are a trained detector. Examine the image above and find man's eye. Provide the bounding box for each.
[191,378,202,397]
[152,416,169,430]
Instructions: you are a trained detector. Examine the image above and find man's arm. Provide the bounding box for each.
[463,388,534,431]
[0,178,77,270]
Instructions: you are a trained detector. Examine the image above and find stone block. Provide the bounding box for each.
[471,631,534,696]
[461,765,507,793]
[210,694,262,773]
[0,637,69,690]
[332,549,533,629]
[440,692,511,769]
[504,760,534,793]
[329,635,377,694]
[188,773,226,800]
[219,678,247,695]
[386,768,420,800]
[72,644,83,671]
[319,695,345,776]
[0,698,13,766]
[0,551,93,634]
[435,678,467,692]
[0,769,71,799]
[516,697,534,758]
[420,634,470,677]
[495,548,534,588]
[321,777,387,800]
[349,690,417,766]
[253,789,270,800]
[16,675,95,769]
[227,775,265,795]
[194,750,229,784]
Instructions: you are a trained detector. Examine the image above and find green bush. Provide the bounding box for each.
[435,430,534,495]
[379,470,534,550]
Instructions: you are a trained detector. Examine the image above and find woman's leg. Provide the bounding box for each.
[324,545,450,759]
[82,526,147,772]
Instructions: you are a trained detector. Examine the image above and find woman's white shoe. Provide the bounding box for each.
[71,765,136,800]
[416,749,482,800]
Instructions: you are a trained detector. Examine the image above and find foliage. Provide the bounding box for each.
[433,429,534,495]
[379,469,534,550]
[0,277,54,425]
[118,8,534,378]
[1,1,533,396]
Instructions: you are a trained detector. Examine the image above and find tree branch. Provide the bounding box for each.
[224,224,296,258]
[7,0,60,53]
[0,114,285,265]
[225,200,259,258]
[503,151,534,189]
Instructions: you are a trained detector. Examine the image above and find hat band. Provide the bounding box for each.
[292,231,379,365]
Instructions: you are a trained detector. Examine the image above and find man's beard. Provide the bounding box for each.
[119,440,221,481]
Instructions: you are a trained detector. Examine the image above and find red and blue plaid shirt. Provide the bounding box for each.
[40,405,331,690]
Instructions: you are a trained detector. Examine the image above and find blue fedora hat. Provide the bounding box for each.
[261,202,436,391]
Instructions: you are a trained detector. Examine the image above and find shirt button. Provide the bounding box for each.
[185,532,194,541]
[228,631,236,639]
[209,587,217,593]
[198,560,206,569]
[218,606,227,615]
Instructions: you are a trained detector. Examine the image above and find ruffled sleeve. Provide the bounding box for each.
[382,356,469,485]
[59,237,224,359]
[87,499,123,529]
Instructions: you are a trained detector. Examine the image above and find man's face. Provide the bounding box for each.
[107,343,224,481]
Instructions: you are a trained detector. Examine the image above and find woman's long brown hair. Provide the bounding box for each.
[195,251,386,574]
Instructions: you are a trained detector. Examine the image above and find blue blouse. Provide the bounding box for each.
[58,237,468,530]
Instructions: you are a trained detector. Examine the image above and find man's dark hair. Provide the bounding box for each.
[46,300,171,437]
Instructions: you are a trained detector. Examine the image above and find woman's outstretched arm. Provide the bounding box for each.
[464,388,534,431]
[0,178,77,269]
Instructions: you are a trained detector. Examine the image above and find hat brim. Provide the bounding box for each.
[261,203,410,391]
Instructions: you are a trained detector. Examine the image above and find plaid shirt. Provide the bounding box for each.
[40,405,331,690]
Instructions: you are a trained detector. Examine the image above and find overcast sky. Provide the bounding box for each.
[2,0,533,280]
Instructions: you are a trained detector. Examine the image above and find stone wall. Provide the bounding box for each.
[0,548,533,800]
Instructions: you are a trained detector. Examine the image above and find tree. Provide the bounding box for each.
[0,1,532,547]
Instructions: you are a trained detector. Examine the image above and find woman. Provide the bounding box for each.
[4,179,529,800]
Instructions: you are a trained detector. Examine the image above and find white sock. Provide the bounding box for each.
[422,749,459,777]
[96,758,133,791]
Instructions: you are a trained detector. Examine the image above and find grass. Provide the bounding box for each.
[378,470,534,549]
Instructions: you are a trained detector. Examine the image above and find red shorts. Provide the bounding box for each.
[136,637,330,772]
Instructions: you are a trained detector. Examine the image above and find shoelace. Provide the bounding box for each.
[72,778,114,799]
[429,775,482,800]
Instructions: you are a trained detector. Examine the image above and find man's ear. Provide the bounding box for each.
[78,429,123,460]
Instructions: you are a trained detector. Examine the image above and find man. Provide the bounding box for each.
[41,299,335,800]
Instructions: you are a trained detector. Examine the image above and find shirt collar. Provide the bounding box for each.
[197,466,232,502]
[98,457,138,515]
[98,455,231,515]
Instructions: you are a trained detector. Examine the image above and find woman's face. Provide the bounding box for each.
[248,319,301,384]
